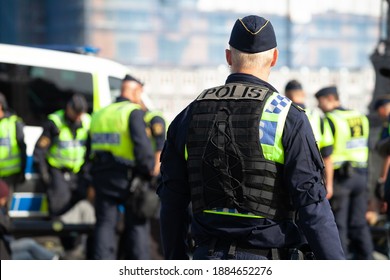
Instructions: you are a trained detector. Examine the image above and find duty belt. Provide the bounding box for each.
[206,238,315,260]
[207,238,281,259]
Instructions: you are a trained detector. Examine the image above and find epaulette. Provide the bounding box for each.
[291,103,305,112]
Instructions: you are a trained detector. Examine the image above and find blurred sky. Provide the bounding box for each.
[198,0,382,23]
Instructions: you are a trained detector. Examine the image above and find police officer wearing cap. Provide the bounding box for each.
[0,92,26,194]
[33,93,90,217]
[284,80,334,199]
[315,86,374,259]
[158,15,344,260]
[89,74,154,260]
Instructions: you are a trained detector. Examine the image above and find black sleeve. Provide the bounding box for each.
[33,120,59,175]
[79,134,92,183]
[283,106,344,259]
[129,109,155,177]
[327,117,336,136]
[15,120,27,173]
[150,115,166,152]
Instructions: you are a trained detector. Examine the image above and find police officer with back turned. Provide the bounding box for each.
[158,15,345,260]
[315,86,373,259]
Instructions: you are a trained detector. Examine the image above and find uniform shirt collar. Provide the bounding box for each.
[225,73,278,93]
[115,96,131,103]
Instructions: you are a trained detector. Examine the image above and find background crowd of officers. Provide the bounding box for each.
[1,51,390,260]
[0,74,167,260]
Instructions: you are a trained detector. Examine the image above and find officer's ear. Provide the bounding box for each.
[270,48,278,67]
[225,49,232,66]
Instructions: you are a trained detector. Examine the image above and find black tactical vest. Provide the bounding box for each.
[187,83,294,220]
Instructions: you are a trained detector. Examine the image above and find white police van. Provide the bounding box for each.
[0,43,131,220]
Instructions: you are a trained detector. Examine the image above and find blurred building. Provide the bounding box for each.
[0,0,380,69]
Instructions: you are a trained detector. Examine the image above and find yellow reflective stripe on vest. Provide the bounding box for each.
[184,144,188,161]
[203,209,265,218]
[260,92,291,164]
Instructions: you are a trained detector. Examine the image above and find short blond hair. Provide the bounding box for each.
[230,46,274,72]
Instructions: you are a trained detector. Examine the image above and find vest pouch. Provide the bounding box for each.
[126,177,160,220]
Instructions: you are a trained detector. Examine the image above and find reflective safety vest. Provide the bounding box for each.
[186,83,294,220]
[90,101,140,166]
[326,109,369,169]
[307,109,333,149]
[0,115,22,177]
[47,110,90,173]
[144,110,166,152]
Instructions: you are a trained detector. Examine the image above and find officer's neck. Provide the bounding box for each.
[231,68,270,82]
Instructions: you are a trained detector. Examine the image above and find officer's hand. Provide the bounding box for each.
[326,182,333,200]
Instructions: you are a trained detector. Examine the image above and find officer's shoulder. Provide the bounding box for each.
[291,103,305,112]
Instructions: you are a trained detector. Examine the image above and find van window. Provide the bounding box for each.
[0,62,93,126]
[109,76,122,102]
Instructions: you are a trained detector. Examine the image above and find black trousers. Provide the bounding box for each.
[46,168,79,216]
[331,172,374,259]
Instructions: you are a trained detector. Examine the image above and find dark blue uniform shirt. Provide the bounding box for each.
[158,73,345,260]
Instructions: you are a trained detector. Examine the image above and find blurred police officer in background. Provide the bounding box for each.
[33,93,91,258]
[33,93,90,217]
[158,15,344,260]
[0,92,26,194]
[315,86,374,259]
[89,74,154,260]
[284,80,334,198]
[141,100,167,259]
[142,102,166,179]
[374,94,390,221]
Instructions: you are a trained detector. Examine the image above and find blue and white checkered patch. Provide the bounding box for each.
[265,95,289,114]
[259,120,277,145]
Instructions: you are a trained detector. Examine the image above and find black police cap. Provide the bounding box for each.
[315,86,338,99]
[285,80,303,92]
[68,93,88,114]
[229,15,277,53]
[374,94,390,110]
[123,74,144,86]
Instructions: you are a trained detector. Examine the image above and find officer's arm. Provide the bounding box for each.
[157,110,191,260]
[33,120,57,180]
[128,109,154,177]
[79,134,92,185]
[150,116,166,176]
[283,108,345,260]
[15,120,27,176]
